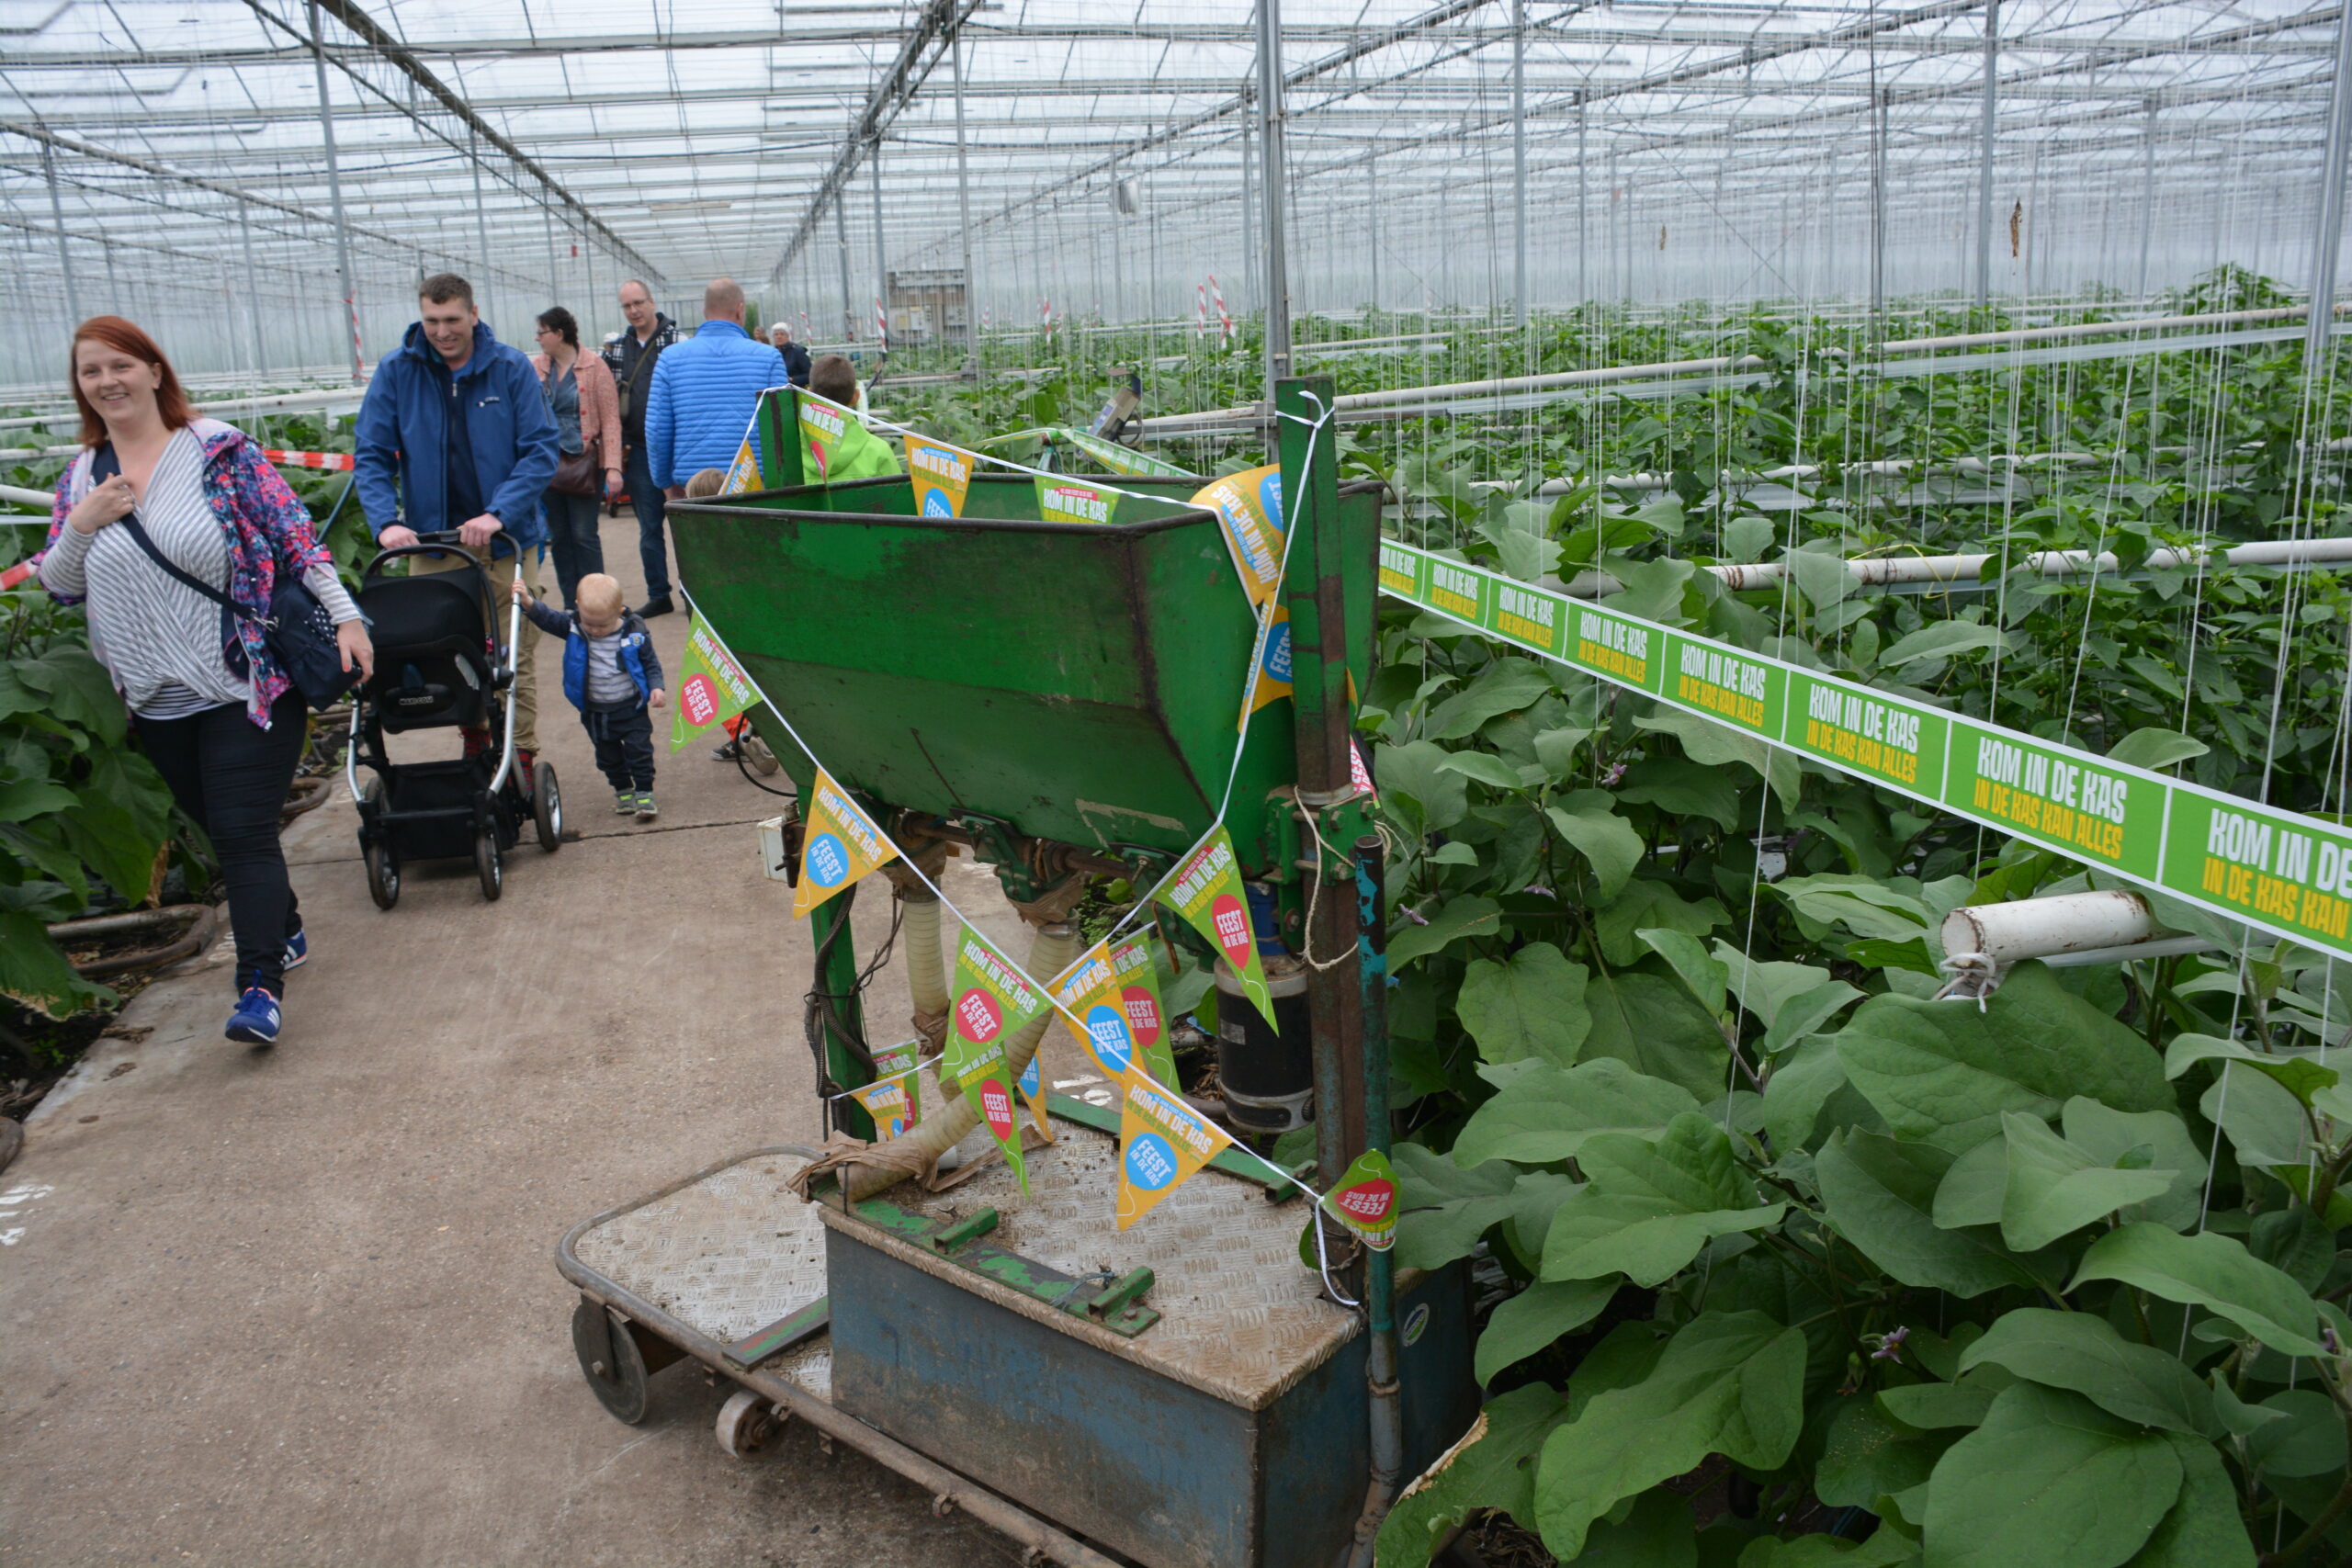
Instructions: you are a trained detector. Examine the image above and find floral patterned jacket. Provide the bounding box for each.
[40,417,335,728]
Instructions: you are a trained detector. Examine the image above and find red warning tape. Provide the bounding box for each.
[263,449,355,472]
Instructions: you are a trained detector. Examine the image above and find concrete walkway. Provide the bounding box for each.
[0,513,1047,1566]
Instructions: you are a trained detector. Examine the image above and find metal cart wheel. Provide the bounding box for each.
[716,1387,787,1459]
[533,761,564,852]
[365,842,401,909]
[474,824,503,901]
[571,1299,652,1424]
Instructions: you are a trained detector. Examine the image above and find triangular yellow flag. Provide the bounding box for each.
[946,928,1051,1195]
[846,1073,919,1140]
[718,436,762,495]
[793,770,899,919]
[1055,935,1182,1089]
[1114,1069,1233,1230]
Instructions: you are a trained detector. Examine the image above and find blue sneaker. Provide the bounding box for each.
[283,927,308,972]
[226,987,281,1045]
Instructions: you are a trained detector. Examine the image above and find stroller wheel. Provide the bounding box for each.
[534,761,563,852]
[475,825,503,901]
[365,842,401,910]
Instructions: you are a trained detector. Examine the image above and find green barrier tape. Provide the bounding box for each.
[1379,537,2352,963]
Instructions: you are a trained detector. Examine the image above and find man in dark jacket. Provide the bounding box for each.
[355,271,560,776]
[602,279,680,617]
[768,322,813,388]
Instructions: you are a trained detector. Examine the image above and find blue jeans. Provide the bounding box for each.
[622,445,670,601]
[540,486,605,608]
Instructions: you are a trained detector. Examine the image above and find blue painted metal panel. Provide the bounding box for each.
[826,1225,1478,1568]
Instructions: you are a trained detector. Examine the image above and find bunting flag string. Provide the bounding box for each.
[792,768,899,919]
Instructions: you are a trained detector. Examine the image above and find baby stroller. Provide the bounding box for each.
[346,533,562,906]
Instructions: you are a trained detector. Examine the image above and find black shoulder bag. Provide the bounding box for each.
[95,444,360,711]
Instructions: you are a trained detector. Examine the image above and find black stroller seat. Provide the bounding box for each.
[356,570,493,732]
[346,536,562,906]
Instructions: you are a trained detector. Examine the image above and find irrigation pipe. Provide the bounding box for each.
[1548,535,2352,600]
[1878,302,2350,355]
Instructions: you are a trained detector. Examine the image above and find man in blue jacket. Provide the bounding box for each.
[356,273,560,780]
[642,278,787,614]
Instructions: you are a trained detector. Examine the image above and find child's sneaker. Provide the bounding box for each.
[614,789,637,816]
[283,927,309,972]
[634,791,659,823]
[226,987,281,1045]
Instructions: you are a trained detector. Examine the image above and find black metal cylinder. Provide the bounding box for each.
[1215,960,1314,1134]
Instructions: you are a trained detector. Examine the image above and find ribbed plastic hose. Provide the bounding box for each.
[899,886,953,1029]
[844,921,1080,1201]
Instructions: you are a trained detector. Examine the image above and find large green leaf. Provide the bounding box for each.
[1921,1384,2183,1568]
[1761,1033,1851,1151]
[2165,1033,2339,1105]
[1595,879,1730,967]
[1547,789,1644,900]
[1584,966,1734,1100]
[1376,1383,1566,1568]
[1457,942,1590,1066]
[1636,709,1801,810]
[1387,895,1500,968]
[1881,620,2012,671]
[1816,1395,1950,1509]
[1815,1130,2049,1298]
[1996,1111,2178,1251]
[1392,1141,1517,1270]
[1577,1491,1697,1568]
[1476,1277,1619,1383]
[1427,658,1556,740]
[1641,927,1730,1017]
[1533,1312,1807,1560]
[1836,963,2171,1152]
[1772,874,1936,942]
[2199,1065,2319,1168]
[0,774,78,824]
[1957,1309,2220,1438]
[16,643,127,747]
[0,907,111,1018]
[2105,728,2210,773]
[2059,1099,2207,1233]
[1541,1114,1784,1285]
[1615,755,1746,831]
[2068,1224,2325,1358]
[2123,1432,2255,1568]
[2245,1389,2347,1478]
[1377,739,1470,832]
[1453,1057,1702,1165]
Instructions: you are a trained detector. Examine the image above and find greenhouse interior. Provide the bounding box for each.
[13,0,2352,1565]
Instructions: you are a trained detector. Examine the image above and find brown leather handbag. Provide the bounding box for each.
[550,435,602,497]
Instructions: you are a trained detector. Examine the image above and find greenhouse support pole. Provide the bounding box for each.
[1110,154,1128,326]
[835,192,854,339]
[870,143,889,350]
[1577,104,1588,307]
[949,23,979,373]
[543,201,560,304]
[238,199,269,378]
[1511,0,1527,327]
[2136,97,2157,299]
[1871,87,1888,325]
[2308,0,2352,367]
[1974,0,1997,307]
[1367,155,1380,314]
[1256,0,1293,394]
[308,0,363,380]
[469,125,494,332]
[1240,109,1257,317]
[40,141,81,330]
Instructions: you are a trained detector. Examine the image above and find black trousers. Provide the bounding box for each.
[540,488,605,609]
[134,690,307,996]
[583,701,655,792]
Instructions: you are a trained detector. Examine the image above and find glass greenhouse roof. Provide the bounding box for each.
[2,0,2342,375]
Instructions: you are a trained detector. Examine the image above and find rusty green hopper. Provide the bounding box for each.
[666,432,1381,875]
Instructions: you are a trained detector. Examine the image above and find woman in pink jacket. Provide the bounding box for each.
[530,306,624,609]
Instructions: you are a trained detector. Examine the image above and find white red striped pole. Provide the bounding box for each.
[875,298,888,352]
[1209,275,1233,345]
[1196,283,1207,338]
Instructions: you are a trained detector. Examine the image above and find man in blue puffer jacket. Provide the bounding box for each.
[355,272,561,777]
[640,278,787,615]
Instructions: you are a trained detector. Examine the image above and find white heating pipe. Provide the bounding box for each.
[1555,535,2352,599]
[1879,303,2346,355]
[3,483,52,510]
[1941,892,2154,970]
[0,383,367,433]
[1146,354,1768,429]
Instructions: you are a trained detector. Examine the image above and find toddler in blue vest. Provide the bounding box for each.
[515,571,667,821]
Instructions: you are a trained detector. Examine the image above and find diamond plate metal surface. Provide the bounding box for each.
[572,1152,827,1346]
[880,1122,1357,1408]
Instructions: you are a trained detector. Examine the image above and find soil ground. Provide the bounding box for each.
[0,508,1057,1567]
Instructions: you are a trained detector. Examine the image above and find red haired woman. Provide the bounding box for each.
[36,317,373,1047]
